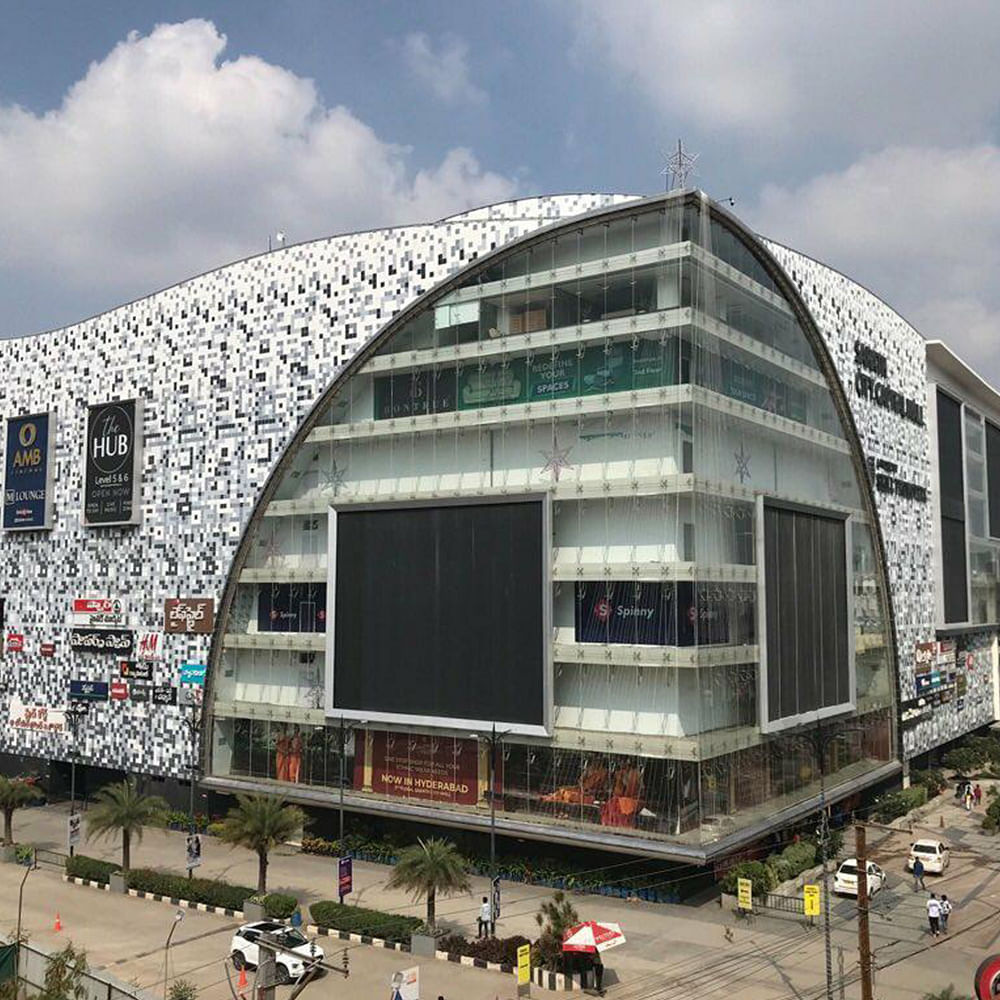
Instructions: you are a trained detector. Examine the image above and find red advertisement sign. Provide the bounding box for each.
[110,681,129,701]
[6,634,24,652]
[40,642,55,657]
[73,598,120,614]
[357,731,482,806]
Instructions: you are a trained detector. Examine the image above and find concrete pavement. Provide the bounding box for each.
[5,789,1000,999]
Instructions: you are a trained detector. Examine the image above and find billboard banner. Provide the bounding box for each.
[83,399,143,526]
[3,412,55,531]
[69,679,109,701]
[135,630,164,660]
[70,628,134,655]
[9,698,66,733]
[164,598,215,634]
[72,597,126,627]
[120,659,152,680]
[355,731,481,806]
[257,583,326,633]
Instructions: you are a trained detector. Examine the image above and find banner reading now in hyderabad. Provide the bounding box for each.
[355,731,486,806]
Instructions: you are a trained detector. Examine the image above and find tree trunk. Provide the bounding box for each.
[426,887,436,930]
[3,808,12,846]
[122,829,130,871]
[258,850,268,893]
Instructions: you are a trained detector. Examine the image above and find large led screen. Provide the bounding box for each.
[328,497,548,733]
[762,501,852,730]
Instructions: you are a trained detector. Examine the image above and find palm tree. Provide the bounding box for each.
[0,777,43,845]
[534,890,579,971]
[219,793,305,892]
[385,837,470,931]
[86,778,168,870]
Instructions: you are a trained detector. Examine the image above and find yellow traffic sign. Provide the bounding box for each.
[803,884,820,917]
[517,943,531,986]
[737,877,753,911]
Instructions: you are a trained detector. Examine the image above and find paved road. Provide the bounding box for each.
[6,789,1000,999]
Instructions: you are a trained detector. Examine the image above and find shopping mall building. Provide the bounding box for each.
[2,190,999,863]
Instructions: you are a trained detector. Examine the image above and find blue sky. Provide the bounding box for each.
[2,1,1000,382]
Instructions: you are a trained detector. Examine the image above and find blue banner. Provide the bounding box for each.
[180,663,207,686]
[3,412,52,530]
[69,679,109,701]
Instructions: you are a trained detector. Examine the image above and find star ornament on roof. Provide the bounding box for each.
[539,437,575,482]
[319,458,348,496]
[661,139,698,191]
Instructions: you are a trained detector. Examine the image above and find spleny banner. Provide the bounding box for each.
[3,412,54,530]
[83,399,143,526]
[356,731,483,807]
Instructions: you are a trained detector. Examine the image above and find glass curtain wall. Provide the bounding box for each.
[209,193,896,849]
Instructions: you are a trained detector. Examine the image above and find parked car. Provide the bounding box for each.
[907,838,950,874]
[834,858,886,897]
[230,922,323,983]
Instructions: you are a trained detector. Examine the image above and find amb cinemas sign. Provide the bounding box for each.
[83,399,143,527]
[3,412,54,531]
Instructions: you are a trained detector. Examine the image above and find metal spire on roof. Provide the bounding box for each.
[661,139,698,191]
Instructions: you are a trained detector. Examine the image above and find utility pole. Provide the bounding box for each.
[812,722,834,1000]
[855,823,874,1000]
[65,703,89,858]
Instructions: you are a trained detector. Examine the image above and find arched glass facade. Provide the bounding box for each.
[207,192,896,855]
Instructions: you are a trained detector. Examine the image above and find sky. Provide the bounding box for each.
[1,1,999,383]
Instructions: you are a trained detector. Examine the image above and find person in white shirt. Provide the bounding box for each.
[478,896,492,938]
[926,893,942,937]
[940,895,953,933]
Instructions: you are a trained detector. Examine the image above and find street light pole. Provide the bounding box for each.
[814,722,834,1000]
[163,910,184,1000]
[15,860,32,987]
[65,703,89,858]
[182,698,202,880]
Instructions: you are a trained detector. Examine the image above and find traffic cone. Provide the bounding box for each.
[54,913,62,932]
[237,966,248,990]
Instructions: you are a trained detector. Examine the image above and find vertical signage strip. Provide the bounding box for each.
[83,399,143,527]
[3,412,55,531]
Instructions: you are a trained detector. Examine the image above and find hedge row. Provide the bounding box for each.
[437,934,531,965]
[309,900,422,944]
[871,785,927,823]
[66,855,293,916]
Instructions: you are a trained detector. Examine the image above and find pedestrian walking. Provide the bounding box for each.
[593,952,605,996]
[912,856,926,891]
[477,896,492,938]
[955,781,964,801]
[974,784,983,807]
[965,790,974,811]
[940,895,952,933]
[927,893,942,937]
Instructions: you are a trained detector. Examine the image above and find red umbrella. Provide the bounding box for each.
[561,921,626,953]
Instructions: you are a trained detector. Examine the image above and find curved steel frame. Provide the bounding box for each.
[201,189,900,790]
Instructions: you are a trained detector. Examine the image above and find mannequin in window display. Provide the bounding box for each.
[601,760,644,827]
[288,725,303,784]
[541,757,608,807]
[275,726,292,783]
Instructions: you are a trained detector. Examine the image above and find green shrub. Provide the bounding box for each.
[309,900,422,944]
[910,769,947,796]
[872,785,926,823]
[437,934,532,965]
[167,980,198,1000]
[719,860,776,898]
[768,840,818,883]
[127,869,254,910]
[942,746,983,777]
[982,789,1000,834]
[205,821,225,837]
[301,836,339,857]
[263,892,298,919]
[66,854,120,884]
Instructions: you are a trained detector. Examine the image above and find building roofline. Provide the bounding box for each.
[926,339,1000,418]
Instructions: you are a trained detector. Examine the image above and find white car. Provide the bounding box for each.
[230,922,323,984]
[834,858,886,897]
[907,839,950,874]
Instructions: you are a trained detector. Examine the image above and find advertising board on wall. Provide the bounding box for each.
[3,412,55,531]
[8,698,66,733]
[135,631,163,660]
[72,598,126,627]
[258,583,326,633]
[70,628,134,655]
[83,399,143,527]
[355,731,482,806]
[164,598,215,634]
[69,680,109,701]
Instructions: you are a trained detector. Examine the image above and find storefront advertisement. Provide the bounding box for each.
[120,659,152,680]
[164,598,215,634]
[83,399,143,527]
[70,628,134,655]
[373,369,457,420]
[257,583,326,633]
[3,412,54,531]
[9,698,66,733]
[69,680,109,701]
[72,597,126,627]
[357,731,482,806]
[135,631,163,660]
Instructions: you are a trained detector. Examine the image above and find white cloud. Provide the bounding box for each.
[572,0,1000,148]
[401,32,486,105]
[0,19,513,316]
[746,144,1000,383]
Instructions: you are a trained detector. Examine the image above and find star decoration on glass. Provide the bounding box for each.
[734,442,752,484]
[539,436,575,482]
[319,458,348,496]
[260,529,284,564]
[661,139,698,191]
